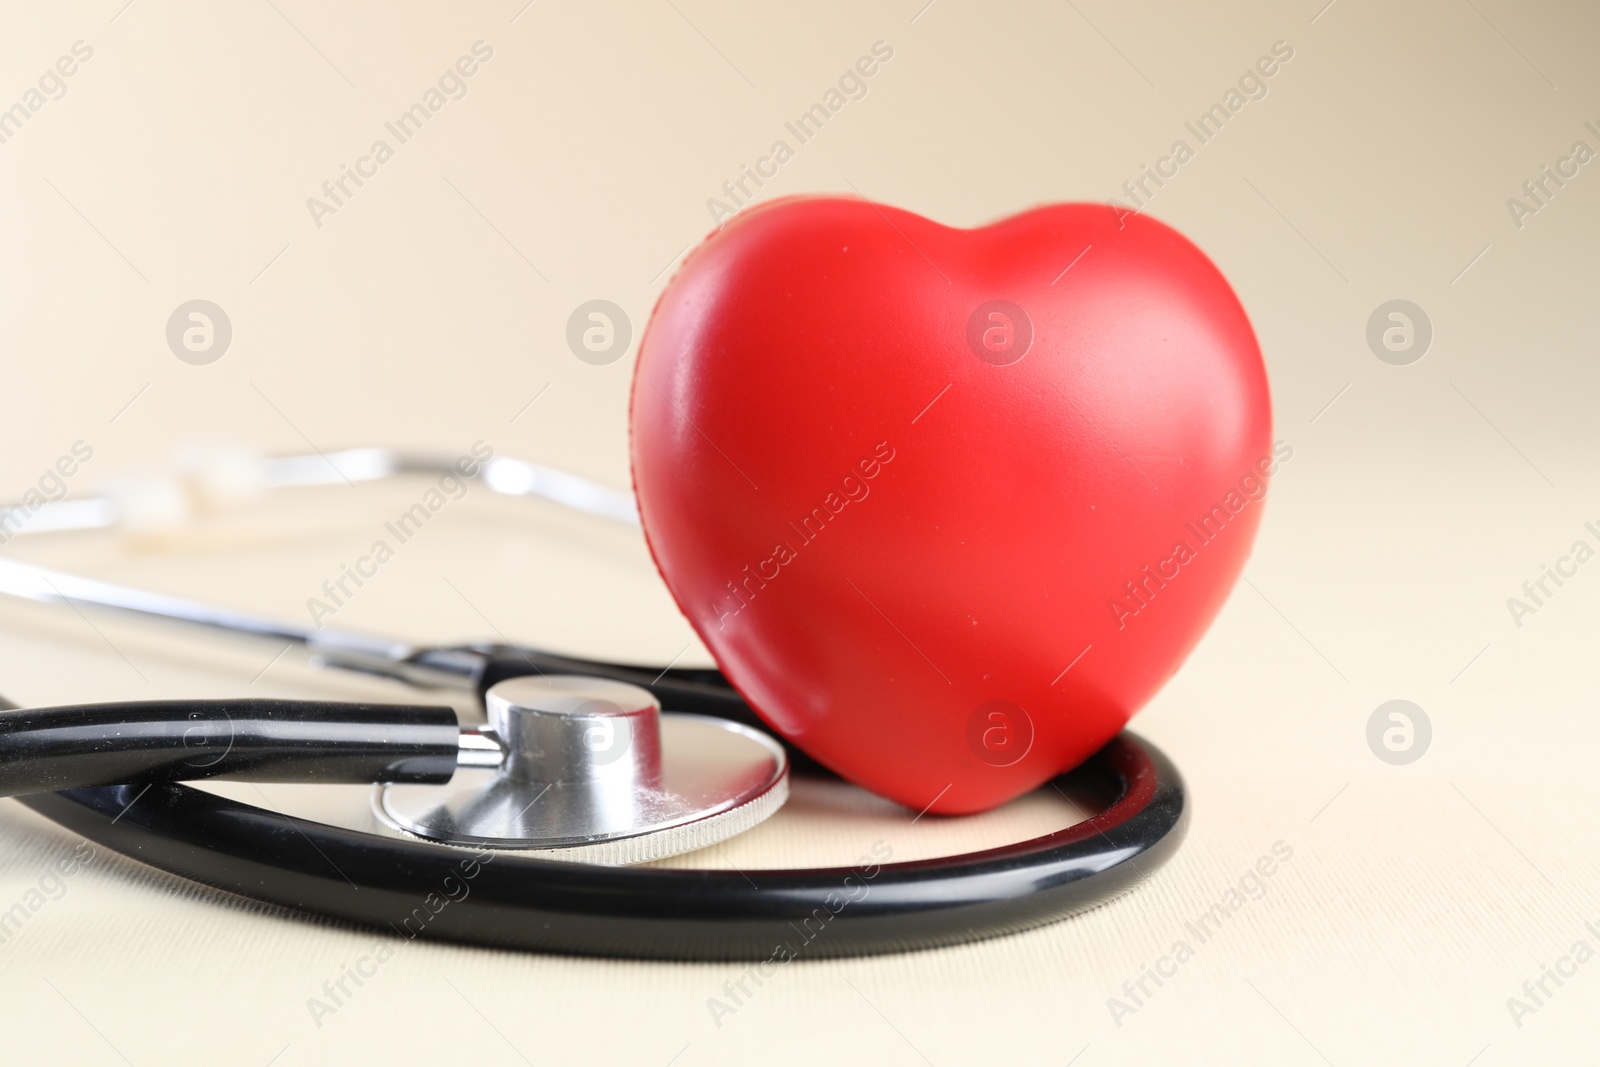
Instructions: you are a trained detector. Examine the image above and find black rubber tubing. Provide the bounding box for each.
[0,699,460,798]
[13,731,1187,960]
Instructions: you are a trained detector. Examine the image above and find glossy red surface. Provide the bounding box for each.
[630,197,1273,814]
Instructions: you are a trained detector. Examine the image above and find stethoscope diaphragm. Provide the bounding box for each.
[373,676,789,863]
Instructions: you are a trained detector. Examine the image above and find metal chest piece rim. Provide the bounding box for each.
[373,675,788,864]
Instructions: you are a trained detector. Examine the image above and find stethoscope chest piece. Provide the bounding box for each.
[373,675,788,863]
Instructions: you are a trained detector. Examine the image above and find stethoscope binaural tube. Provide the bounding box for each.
[16,731,1186,960]
[0,556,812,766]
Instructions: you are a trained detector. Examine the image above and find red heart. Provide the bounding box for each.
[630,197,1273,814]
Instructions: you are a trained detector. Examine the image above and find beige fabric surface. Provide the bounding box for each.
[3,1,1598,1063]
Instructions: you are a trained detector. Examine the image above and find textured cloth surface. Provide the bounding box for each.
[2,2,1597,1064]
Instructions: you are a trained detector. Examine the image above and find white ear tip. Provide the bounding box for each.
[173,440,266,506]
[105,475,193,533]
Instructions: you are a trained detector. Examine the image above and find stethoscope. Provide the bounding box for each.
[0,444,1187,959]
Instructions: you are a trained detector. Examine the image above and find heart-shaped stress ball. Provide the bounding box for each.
[630,197,1274,815]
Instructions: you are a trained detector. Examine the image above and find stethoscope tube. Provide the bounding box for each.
[0,449,1192,959]
[17,731,1185,960]
[0,697,468,799]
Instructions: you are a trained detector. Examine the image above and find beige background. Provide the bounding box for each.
[3,0,1599,1063]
